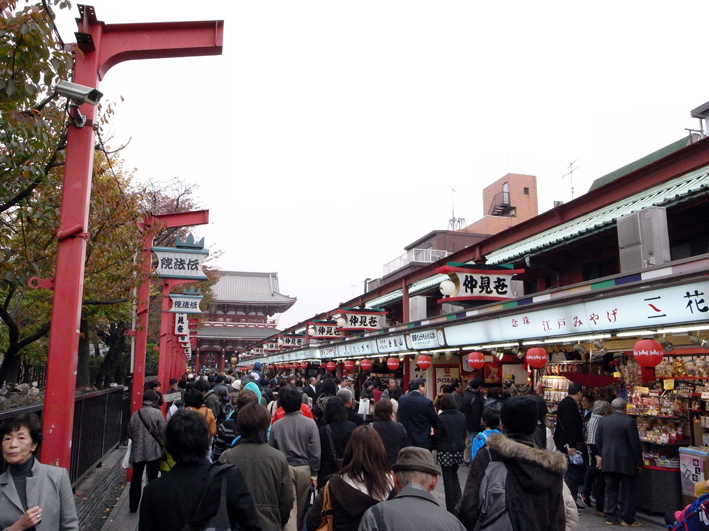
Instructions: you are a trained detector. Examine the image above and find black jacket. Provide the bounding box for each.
[398,391,439,450]
[371,419,411,468]
[434,409,467,454]
[461,387,484,433]
[317,420,357,488]
[553,395,585,453]
[456,433,567,531]
[139,459,261,531]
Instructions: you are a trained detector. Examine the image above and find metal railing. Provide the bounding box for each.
[383,248,450,276]
[0,386,128,485]
[488,191,511,215]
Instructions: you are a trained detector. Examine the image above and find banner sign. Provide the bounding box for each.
[169,294,203,314]
[336,340,376,357]
[435,367,460,389]
[338,308,387,331]
[264,341,280,352]
[436,263,524,303]
[445,281,709,344]
[174,313,189,335]
[279,334,305,348]
[377,335,406,354]
[407,329,445,350]
[152,246,208,280]
[308,322,341,339]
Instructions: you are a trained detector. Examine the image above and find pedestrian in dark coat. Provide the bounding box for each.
[317,397,357,488]
[371,399,410,468]
[596,398,643,526]
[139,410,261,531]
[434,394,467,513]
[553,382,586,506]
[456,395,567,531]
[397,378,439,450]
[461,378,485,464]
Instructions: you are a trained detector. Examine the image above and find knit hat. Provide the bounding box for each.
[500,395,539,435]
[391,447,441,476]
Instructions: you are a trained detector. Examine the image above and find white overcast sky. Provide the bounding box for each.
[54,1,709,329]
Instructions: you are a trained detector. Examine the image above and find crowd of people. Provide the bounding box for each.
[0,364,653,531]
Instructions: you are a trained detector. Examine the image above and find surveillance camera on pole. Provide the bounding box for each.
[55,80,103,106]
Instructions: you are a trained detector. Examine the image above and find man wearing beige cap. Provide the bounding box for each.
[358,446,466,531]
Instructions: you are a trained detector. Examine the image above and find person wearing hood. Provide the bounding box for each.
[456,395,567,531]
[250,362,265,387]
[244,381,264,404]
[127,389,166,513]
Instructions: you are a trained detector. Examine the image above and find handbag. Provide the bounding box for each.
[138,410,171,471]
[315,483,333,531]
[325,424,343,470]
[121,439,132,469]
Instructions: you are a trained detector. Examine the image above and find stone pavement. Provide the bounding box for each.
[98,453,667,530]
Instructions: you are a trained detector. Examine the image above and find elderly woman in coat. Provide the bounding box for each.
[127,389,166,513]
[0,412,78,530]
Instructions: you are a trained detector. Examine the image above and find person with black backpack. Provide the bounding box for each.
[456,395,567,531]
[461,378,485,465]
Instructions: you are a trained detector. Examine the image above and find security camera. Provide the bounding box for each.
[55,80,103,106]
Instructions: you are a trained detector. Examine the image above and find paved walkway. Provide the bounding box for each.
[100,460,666,530]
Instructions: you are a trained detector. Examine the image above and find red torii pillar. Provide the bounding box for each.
[130,211,208,416]
[41,6,223,468]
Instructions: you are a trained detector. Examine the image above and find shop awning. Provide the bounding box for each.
[560,371,619,388]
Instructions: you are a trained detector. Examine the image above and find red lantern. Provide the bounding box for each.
[278,364,285,371]
[300,361,308,370]
[326,361,336,371]
[387,357,400,370]
[467,351,485,370]
[633,339,664,368]
[525,347,548,369]
[284,363,291,370]
[268,364,275,372]
[344,360,355,371]
[417,354,432,370]
[360,359,373,371]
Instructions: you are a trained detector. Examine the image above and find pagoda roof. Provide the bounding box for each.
[210,271,297,307]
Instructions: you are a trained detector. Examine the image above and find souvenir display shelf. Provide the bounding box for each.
[540,361,584,429]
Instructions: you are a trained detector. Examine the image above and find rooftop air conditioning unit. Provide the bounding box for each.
[617,206,670,273]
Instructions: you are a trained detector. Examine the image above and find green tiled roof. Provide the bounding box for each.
[588,136,695,191]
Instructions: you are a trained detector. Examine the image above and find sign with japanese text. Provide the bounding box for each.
[279,334,305,348]
[308,322,341,339]
[338,309,387,331]
[263,341,280,352]
[152,247,208,280]
[435,367,460,389]
[168,294,203,314]
[174,313,189,335]
[178,334,190,345]
[320,346,338,358]
[249,347,264,356]
[436,264,524,302]
[377,335,406,353]
[407,329,445,350]
[445,281,709,345]
[337,340,376,358]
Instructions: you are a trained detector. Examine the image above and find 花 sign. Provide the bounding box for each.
[436,263,524,303]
